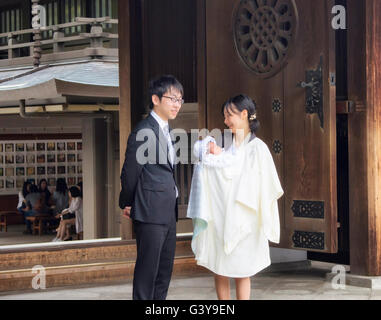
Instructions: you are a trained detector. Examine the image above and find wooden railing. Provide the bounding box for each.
[0,16,118,60]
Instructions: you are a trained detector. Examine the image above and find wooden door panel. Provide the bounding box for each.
[283,0,337,252]
[205,0,285,244]
[203,0,337,252]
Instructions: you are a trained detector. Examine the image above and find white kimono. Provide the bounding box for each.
[187,135,284,278]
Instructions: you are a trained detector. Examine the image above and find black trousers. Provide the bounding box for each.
[132,218,177,300]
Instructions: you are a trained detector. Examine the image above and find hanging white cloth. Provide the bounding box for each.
[187,135,284,277]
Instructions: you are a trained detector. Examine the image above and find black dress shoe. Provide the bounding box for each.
[63,237,72,241]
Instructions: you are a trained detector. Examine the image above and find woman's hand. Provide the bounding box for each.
[208,142,222,155]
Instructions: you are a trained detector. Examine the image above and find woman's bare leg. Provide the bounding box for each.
[59,220,69,240]
[63,223,72,240]
[235,277,251,300]
[55,214,61,232]
[62,219,75,240]
[58,223,66,240]
[56,221,64,239]
[214,275,231,300]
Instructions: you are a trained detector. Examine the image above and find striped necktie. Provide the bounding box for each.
[163,124,174,165]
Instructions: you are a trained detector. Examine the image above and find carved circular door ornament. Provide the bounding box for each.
[233,0,299,78]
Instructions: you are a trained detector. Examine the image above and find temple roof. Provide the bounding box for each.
[0,59,119,107]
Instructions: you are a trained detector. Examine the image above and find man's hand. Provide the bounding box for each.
[208,142,223,155]
[122,206,131,218]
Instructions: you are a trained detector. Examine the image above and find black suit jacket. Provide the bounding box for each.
[119,114,178,224]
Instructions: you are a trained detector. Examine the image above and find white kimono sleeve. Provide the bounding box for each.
[187,138,235,238]
[235,141,284,244]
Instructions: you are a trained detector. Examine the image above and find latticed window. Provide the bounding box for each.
[93,0,115,18]
[0,0,117,59]
[0,0,116,40]
[0,7,23,45]
[40,0,117,38]
[93,0,116,30]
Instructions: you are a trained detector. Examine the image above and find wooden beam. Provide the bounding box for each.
[0,17,119,38]
[196,0,207,129]
[118,0,133,240]
[347,0,369,277]
[348,0,381,276]
[364,0,381,276]
[0,47,118,68]
[0,104,118,115]
[336,101,366,114]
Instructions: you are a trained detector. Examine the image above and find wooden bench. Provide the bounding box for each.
[0,211,20,232]
[26,214,52,236]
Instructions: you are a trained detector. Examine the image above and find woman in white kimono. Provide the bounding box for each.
[187,94,284,300]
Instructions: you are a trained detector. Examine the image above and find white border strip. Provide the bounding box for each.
[0,233,194,252]
[0,237,122,251]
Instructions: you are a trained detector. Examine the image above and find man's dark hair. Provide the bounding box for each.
[148,75,184,110]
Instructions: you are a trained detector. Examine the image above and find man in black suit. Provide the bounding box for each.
[119,75,184,300]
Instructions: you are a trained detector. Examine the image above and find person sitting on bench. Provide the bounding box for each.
[52,186,83,242]
[22,184,48,234]
[17,181,31,215]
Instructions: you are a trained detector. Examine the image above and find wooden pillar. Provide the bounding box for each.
[196,0,207,129]
[348,0,381,276]
[363,0,381,276]
[118,0,133,239]
[31,0,42,67]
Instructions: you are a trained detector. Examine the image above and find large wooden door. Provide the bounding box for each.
[201,0,337,252]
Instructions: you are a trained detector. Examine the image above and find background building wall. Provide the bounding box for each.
[0,113,121,242]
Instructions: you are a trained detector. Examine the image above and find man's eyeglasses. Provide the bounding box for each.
[162,96,184,105]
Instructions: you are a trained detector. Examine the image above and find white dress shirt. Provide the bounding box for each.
[150,110,178,198]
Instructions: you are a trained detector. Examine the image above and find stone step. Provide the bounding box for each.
[0,238,194,271]
[0,238,210,292]
[0,256,211,292]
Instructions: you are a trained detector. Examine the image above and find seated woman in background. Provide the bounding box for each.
[53,186,83,242]
[38,179,51,209]
[17,181,31,215]
[77,181,83,198]
[50,178,69,217]
[22,184,48,234]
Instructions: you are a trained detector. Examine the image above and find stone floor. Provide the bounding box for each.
[1,261,380,300]
[0,224,54,246]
